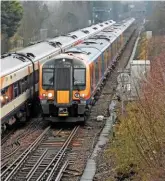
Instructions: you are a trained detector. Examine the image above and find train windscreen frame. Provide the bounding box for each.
[42,58,86,91]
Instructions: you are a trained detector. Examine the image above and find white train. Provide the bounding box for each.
[0,20,116,131]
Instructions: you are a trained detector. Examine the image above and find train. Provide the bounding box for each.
[39,18,136,123]
[0,20,116,131]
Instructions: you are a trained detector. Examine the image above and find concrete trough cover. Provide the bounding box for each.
[80,101,116,181]
[80,159,96,181]
[96,115,104,121]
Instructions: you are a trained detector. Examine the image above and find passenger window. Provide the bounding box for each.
[0,87,9,106]
[13,82,19,98]
[19,79,24,93]
[29,74,33,87]
[24,76,28,90]
[73,68,86,90]
[42,69,54,90]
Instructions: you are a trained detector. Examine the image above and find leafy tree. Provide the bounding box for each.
[1,1,23,38]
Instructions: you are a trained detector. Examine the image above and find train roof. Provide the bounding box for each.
[47,20,116,46]
[1,20,116,78]
[59,18,135,65]
[1,55,30,77]
[66,39,109,64]
[95,18,135,43]
[1,19,134,78]
[75,39,110,60]
[18,42,58,61]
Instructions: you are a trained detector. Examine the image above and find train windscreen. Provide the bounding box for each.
[42,58,86,90]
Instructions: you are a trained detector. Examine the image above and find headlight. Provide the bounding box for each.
[48,93,53,98]
[81,94,85,98]
[74,92,80,98]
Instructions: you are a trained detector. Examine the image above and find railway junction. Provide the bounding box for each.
[1,2,165,181]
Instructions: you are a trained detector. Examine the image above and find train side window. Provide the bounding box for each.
[29,73,33,87]
[19,79,24,93]
[13,82,19,98]
[27,75,31,89]
[24,76,28,90]
[42,69,54,90]
[0,90,5,107]
[73,68,86,90]
[1,88,5,95]
[0,88,8,107]
[22,78,27,92]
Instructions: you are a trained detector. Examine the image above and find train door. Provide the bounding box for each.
[54,60,73,105]
[102,53,104,76]
[95,58,99,86]
[90,63,95,92]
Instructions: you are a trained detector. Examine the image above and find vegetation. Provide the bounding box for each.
[105,36,165,181]
[1,1,23,38]
[134,33,148,60]
[105,3,165,179]
[1,1,92,53]
[146,2,165,35]
[18,1,50,45]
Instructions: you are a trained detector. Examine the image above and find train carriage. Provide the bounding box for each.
[39,18,136,122]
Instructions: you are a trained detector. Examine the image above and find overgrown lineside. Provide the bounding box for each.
[106,36,165,181]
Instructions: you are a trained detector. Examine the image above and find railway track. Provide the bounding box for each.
[1,126,79,181]
[1,119,44,169]
[1,130,15,145]
[1,119,42,146]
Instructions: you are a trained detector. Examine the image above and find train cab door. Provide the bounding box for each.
[54,59,73,108]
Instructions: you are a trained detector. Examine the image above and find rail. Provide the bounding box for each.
[1,126,79,181]
[1,126,50,181]
[54,160,69,181]
[37,126,79,181]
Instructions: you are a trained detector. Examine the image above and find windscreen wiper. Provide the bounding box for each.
[73,77,80,91]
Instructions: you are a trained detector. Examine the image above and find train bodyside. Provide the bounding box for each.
[39,18,136,122]
[88,19,136,98]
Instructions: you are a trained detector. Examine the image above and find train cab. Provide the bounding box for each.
[39,54,90,122]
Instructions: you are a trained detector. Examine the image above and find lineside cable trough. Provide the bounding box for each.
[80,98,117,181]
